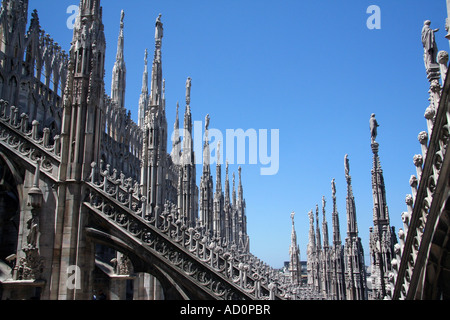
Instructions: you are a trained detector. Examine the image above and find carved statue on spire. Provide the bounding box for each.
[186,77,192,105]
[120,10,125,29]
[331,178,336,196]
[422,20,439,71]
[205,114,210,131]
[344,154,351,182]
[155,14,163,42]
[291,211,295,225]
[370,113,379,143]
[203,114,210,152]
[344,154,349,176]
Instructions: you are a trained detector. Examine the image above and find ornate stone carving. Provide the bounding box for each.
[155,14,163,42]
[16,245,44,280]
[370,113,379,143]
[186,77,192,105]
[437,50,449,82]
[421,20,440,72]
[84,175,281,300]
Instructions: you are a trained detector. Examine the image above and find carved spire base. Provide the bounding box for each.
[371,141,379,154]
[426,64,441,82]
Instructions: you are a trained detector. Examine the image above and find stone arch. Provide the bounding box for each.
[85,227,190,300]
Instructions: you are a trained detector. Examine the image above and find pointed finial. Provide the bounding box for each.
[33,158,41,188]
[308,209,314,224]
[144,48,148,64]
[322,196,327,221]
[173,102,180,132]
[114,9,126,64]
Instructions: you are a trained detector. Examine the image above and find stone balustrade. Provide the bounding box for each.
[388,53,450,299]
[85,161,288,300]
[0,99,61,180]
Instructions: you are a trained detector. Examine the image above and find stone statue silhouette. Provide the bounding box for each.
[26,214,39,248]
[370,113,379,142]
[205,114,210,131]
[344,154,350,178]
[422,20,439,70]
[155,14,163,42]
[186,77,191,104]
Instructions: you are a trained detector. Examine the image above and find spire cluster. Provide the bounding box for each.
[294,115,401,300]
[134,14,250,252]
[295,154,367,299]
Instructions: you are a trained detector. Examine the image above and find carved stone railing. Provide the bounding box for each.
[84,162,284,300]
[0,100,61,180]
[389,66,450,299]
[285,285,325,300]
[0,97,288,300]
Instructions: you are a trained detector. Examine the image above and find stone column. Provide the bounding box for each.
[133,273,151,300]
[153,276,163,300]
[109,275,133,300]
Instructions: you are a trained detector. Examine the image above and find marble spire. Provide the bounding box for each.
[289,211,301,285]
[138,49,148,128]
[368,114,397,300]
[111,10,126,108]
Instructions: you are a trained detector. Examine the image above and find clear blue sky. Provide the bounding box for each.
[29,0,448,268]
